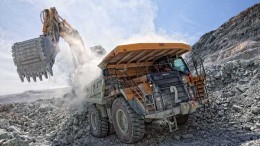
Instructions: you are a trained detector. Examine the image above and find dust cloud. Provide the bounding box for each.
[58,31,104,101]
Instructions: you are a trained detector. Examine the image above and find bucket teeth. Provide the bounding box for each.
[26,76,31,82]
[32,75,37,82]
[39,74,43,81]
[12,35,58,83]
[19,75,24,82]
[49,68,53,76]
[44,71,48,79]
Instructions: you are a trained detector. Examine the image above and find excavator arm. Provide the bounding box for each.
[12,7,87,82]
[41,7,88,65]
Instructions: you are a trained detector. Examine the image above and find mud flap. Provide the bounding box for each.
[12,35,59,82]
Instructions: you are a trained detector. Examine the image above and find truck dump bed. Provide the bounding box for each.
[98,43,190,69]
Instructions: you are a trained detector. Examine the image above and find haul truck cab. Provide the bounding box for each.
[85,43,209,143]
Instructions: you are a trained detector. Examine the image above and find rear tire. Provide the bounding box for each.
[112,98,145,143]
[108,122,115,135]
[88,104,109,137]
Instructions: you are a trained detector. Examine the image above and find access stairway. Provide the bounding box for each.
[192,75,206,99]
[105,69,157,114]
[125,79,156,114]
[121,69,156,114]
[191,57,209,101]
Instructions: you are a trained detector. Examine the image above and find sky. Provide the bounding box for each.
[0,0,259,95]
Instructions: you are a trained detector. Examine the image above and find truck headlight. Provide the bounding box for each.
[182,76,188,83]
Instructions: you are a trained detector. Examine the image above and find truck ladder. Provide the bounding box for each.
[191,57,209,101]
[122,70,156,114]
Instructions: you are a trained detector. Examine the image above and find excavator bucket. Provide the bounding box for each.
[12,35,59,82]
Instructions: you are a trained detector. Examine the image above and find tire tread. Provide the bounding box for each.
[112,98,145,143]
[89,104,109,138]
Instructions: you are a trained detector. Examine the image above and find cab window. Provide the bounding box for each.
[171,58,189,74]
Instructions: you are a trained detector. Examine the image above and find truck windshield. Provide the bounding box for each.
[172,58,189,74]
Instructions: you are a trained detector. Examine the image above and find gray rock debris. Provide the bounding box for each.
[0,98,69,146]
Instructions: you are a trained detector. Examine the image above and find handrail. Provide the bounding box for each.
[121,69,156,114]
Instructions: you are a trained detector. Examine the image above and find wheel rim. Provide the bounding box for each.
[91,112,97,131]
[116,109,128,134]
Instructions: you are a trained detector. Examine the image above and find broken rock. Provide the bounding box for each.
[233,105,243,112]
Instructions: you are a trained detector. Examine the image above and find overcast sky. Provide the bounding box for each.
[0,0,259,95]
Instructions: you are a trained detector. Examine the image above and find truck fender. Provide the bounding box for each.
[128,99,146,116]
[119,90,145,116]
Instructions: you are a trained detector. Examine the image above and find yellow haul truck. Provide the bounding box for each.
[86,43,209,143]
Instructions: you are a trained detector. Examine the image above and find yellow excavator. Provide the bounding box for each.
[12,7,91,82]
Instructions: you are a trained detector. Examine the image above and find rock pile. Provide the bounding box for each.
[206,59,259,89]
[49,98,260,146]
[0,98,69,146]
[51,101,90,146]
[202,58,260,133]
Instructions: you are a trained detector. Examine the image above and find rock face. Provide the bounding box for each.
[190,3,260,64]
[179,3,260,146]
[188,2,260,139]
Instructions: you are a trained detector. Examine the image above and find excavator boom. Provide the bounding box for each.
[12,7,87,82]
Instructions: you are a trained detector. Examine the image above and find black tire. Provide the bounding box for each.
[88,104,109,138]
[108,122,116,135]
[112,98,145,143]
[176,114,189,126]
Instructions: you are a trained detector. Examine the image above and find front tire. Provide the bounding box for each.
[88,104,109,137]
[112,98,145,143]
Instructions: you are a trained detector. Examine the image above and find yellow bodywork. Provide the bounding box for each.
[99,43,191,100]
[98,43,190,69]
